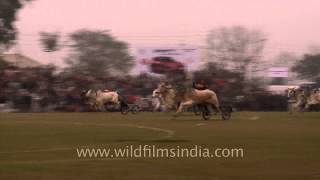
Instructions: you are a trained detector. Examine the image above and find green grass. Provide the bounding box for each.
[0,112,320,180]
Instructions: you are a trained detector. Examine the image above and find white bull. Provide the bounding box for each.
[305,88,320,110]
[151,88,163,112]
[157,82,223,118]
[287,87,306,112]
[82,89,122,111]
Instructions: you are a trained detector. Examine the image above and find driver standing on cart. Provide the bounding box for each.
[193,79,208,90]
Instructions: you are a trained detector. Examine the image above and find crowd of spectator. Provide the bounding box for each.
[0,64,293,112]
[0,65,160,112]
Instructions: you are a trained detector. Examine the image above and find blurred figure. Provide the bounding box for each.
[151,88,163,112]
[193,79,208,90]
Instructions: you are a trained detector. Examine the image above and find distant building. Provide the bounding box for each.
[0,53,41,68]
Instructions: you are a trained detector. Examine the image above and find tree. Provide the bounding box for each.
[291,54,320,80]
[193,62,242,80]
[39,32,60,52]
[205,26,266,74]
[65,29,133,77]
[0,0,33,51]
[273,52,298,66]
[0,57,10,71]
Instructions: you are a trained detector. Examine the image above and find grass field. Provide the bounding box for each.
[1,112,320,180]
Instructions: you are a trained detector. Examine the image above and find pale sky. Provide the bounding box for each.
[13,0,320,66]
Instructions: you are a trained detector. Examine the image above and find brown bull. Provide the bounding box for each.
[157,82,223,118]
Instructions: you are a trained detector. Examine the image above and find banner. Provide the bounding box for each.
[267,67,289,77]
[137,45,198,64]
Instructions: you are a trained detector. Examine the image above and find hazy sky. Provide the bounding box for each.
[14,0,320,66]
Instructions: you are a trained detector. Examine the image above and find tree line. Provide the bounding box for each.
[0,0,319,83]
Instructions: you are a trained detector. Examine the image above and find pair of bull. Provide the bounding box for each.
[153,82,231,120]
[287,87,320,112]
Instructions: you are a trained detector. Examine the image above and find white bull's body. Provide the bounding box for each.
[152,89,163,112]
[157,82,222,116]
[84,89,120,111]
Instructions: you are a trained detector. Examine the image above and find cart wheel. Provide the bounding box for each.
[120,105,129,115]
[222,112,231,120]
[202,111,210,120]
[197,104,210,120]
[221,105,232,120]
[131,105,140,114]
